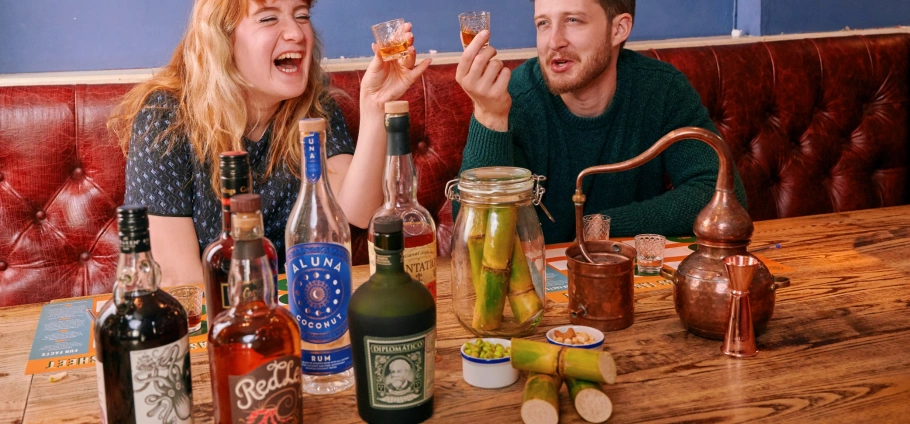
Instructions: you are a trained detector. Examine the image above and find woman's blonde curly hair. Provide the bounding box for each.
[109,0,330,194]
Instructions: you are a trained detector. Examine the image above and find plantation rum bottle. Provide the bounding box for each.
[94,205,193,424]
[202,151,279,320]
[351,216,436,423]
[286,117,355,394]
[368,100,438,299]
[208,194,302,423]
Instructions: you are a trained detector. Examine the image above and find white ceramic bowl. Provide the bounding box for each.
[460,338,520,389]
[545,325,605,349]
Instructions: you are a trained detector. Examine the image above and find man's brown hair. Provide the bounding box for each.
[597,0,635,20]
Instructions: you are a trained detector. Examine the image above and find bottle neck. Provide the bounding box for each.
[220,173,253,235]
[229,211,274,307]
[373,230,406,276]
[383,113,417,206]
[301,128,330,187]
[114,241,161,305]
[229,241,274,307]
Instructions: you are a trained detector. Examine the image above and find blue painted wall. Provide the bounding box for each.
[762,0,910,35]
[0,0,908,74]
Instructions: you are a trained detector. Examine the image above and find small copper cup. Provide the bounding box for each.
[565,240,636,332]
[722,255,760,357]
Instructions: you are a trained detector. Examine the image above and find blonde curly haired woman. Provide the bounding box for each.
[109,0,430,286]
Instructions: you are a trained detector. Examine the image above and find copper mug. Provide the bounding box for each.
[565,240,636,332]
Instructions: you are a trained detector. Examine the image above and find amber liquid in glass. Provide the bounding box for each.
[460,30,489,49]
[187,312,202,331]
[379,40,408,59]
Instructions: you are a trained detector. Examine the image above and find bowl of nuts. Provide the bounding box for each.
[545,325,604,349]
[460,338,520,389]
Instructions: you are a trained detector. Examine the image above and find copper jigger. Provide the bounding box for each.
[722,255,759,358]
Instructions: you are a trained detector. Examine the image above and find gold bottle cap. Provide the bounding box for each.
[384,100,409,114]
[298,117,326,133]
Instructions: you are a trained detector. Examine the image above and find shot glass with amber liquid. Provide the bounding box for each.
[372,18,409,61]
[459,11,490,50]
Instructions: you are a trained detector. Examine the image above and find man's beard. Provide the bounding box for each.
[540,40,613,95]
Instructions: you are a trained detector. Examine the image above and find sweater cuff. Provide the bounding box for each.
[464,115,515,166]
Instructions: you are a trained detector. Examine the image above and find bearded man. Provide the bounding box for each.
[455,0,747,242]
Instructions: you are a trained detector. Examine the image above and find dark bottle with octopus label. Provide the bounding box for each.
[94,205,193,424]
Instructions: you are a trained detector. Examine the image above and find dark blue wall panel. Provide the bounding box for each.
[763,0,910,35]
[0,0,908,74]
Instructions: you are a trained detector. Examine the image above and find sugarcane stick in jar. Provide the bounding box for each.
[521,372,561,424]
[464,205,488,293]
[508,235,544,324]
[566,378,613,423]
[510,338,617,384]
[473,206,518,331]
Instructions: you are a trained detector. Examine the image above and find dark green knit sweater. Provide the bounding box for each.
[459,49,747,243]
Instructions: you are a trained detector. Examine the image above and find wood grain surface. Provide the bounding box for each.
[2,206,909,423]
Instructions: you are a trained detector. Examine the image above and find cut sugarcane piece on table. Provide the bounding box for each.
[510,338,617,384]
[567,378,613,423]
[508,234,544,325]
[521,372,561,424]
[473,206,518,331]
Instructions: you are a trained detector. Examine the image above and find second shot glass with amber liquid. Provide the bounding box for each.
[459,11,490,50]
[372,18,409,61]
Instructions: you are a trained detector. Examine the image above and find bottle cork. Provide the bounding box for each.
[384,100,409,114]
[298,117,326,133]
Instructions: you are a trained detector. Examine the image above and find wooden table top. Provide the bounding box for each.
[2,205,910,423]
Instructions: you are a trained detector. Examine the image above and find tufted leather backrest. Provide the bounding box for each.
[643,34,910,220]
[1,33,908,306]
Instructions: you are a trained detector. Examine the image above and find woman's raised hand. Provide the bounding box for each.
[360,22,431,110]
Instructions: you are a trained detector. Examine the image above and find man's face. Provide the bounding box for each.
[534,0,614,95]
[387,360,412,389]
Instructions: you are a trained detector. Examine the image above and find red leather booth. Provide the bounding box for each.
[1,34,908,306]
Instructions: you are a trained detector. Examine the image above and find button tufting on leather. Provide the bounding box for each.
[0,262,7,271]
[80,252,91,262]
[73,167,84,178]
[418,141,428,152]
[36,211,46,220]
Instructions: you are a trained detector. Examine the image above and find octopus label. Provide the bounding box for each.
[129,336,192,423]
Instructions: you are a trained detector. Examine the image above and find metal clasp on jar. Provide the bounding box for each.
[446,175,555,222]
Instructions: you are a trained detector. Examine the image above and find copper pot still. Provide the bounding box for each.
[565,241,636,332]
[571,127,790,340]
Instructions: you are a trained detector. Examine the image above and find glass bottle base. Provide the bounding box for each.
[303,368,355,395]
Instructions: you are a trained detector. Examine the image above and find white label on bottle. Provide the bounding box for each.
[363,327,436,410]
[96,359,107,424]
[129,336,193,423]
[404,241,437,299]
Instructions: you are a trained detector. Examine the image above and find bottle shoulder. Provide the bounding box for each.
[350,275,435,315]
[95,291,188,340]
[209,305,300,344]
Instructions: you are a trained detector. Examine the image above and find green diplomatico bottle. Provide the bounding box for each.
[349,216,436,423]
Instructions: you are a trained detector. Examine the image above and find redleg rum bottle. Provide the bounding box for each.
[208,194,302,423]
